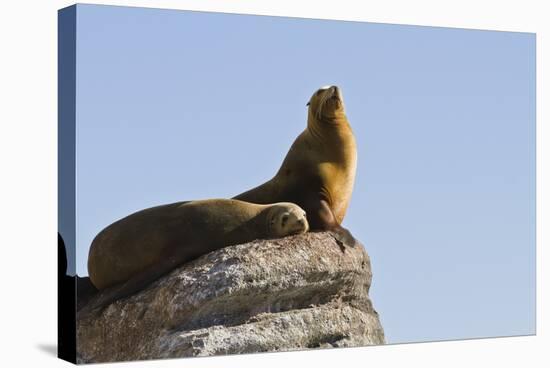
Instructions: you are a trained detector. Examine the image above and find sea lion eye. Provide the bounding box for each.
[306,101,310,106]
[281,214,289,227]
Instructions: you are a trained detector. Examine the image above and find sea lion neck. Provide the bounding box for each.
[307,112,350,139]
[262,206,277,237]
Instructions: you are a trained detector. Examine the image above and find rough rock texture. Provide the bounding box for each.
[77,232,385,363]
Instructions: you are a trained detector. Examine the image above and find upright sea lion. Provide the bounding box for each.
[234,85,358,248]
[83,199,308,313]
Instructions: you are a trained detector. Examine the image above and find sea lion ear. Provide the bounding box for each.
[306,101,310,106]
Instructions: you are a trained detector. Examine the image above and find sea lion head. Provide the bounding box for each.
[267,203,309,237]
[307,85,346,122]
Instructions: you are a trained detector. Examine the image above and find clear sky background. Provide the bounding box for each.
[70,4,535,344]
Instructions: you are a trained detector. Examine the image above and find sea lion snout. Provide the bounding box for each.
[291,216,309,235]
[285,208,309,234]
[331,86,343,101]
[295,212,309,232]
[319,85,338,94]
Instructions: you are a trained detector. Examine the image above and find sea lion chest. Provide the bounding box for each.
[285,129,356,222]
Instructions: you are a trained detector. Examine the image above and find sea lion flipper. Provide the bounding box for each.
[329,226,358,251]
[310,199,358,250]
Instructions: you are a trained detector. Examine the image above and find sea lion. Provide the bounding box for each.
[234,85,358,248]
[83,199,308,313]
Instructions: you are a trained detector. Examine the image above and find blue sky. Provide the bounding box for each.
[69,4,535,344]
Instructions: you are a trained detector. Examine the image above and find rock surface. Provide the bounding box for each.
[77,232,385,363]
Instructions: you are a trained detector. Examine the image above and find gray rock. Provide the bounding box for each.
[77,232,385,363]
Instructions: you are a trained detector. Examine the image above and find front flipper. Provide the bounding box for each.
[329,225,358,252]
[78,251,184,319]
[305,197,358,252]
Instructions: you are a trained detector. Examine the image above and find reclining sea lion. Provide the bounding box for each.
[83,199,308,314]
